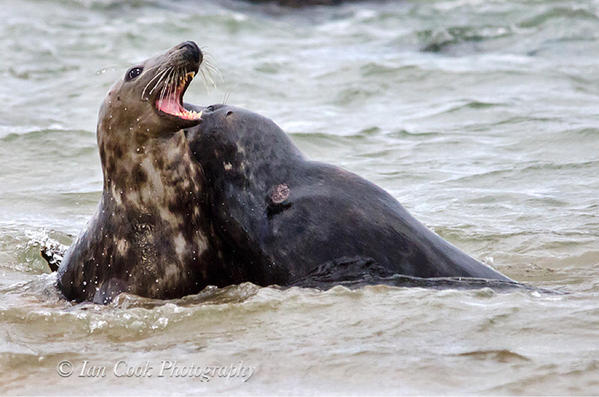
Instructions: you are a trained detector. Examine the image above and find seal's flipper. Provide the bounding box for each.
[41,244,66,272]
[290,256,398,289]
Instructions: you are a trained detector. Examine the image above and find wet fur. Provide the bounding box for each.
[57,44,230,303]
[186,105,512,285]
[56,44,511,303]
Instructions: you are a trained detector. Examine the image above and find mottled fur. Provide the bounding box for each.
[57,43,229,303]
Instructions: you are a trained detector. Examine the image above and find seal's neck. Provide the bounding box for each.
[81,127,211,301]
[98,129,203,213]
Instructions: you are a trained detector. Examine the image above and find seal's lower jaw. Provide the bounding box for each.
[155,71,202,122]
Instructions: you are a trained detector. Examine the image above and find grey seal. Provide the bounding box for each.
[57,42,233,303]
[184,105,512,285]
[54,42,514,304]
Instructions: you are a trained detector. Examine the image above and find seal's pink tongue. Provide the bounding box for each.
[156,93,202,120]
[157,92,183,115]
[156,71,202,121]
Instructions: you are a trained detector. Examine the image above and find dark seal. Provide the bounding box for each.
[185,105,512,286]
[57,42,234,304]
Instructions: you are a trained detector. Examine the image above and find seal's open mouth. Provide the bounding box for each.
[155,70,202,121]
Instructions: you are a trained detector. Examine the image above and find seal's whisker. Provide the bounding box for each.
[222,90,232,105]
[199,69,210,91]
[158,69,174,109]
[202,67,217,88]
[152,71,168,99]
[197,47,222,87]
[148,65,168,80]
[177,66,184,88]
[198,62,218,89]
[169,67,181,96]
[163,70,171,106]
[169,66,180,100]
[200,48,218,65]
[143,67,169,99]
[150,67,170,98]
[167,67,177,96]
[142,63,170,84]
[203,59,222,83]
[203,58,220,74]
[142,67,165,94]
[149,66,171,93]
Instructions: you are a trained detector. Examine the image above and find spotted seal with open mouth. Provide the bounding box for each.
[57,42,234,304]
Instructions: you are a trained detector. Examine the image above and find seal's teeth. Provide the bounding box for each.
[184,109,202,120]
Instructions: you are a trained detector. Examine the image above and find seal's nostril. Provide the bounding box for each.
[179,41,198,51]
[178,41,201,64]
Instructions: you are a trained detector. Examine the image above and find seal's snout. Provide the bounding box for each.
[147,41,203,123]
[178,41,202,64]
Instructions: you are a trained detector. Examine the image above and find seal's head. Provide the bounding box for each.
[99,41,203,141]
[96,41,206,206]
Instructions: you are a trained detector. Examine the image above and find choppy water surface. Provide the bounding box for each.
[1,0,598,394]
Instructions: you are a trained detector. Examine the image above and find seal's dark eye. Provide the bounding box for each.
[125,67,143,81]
